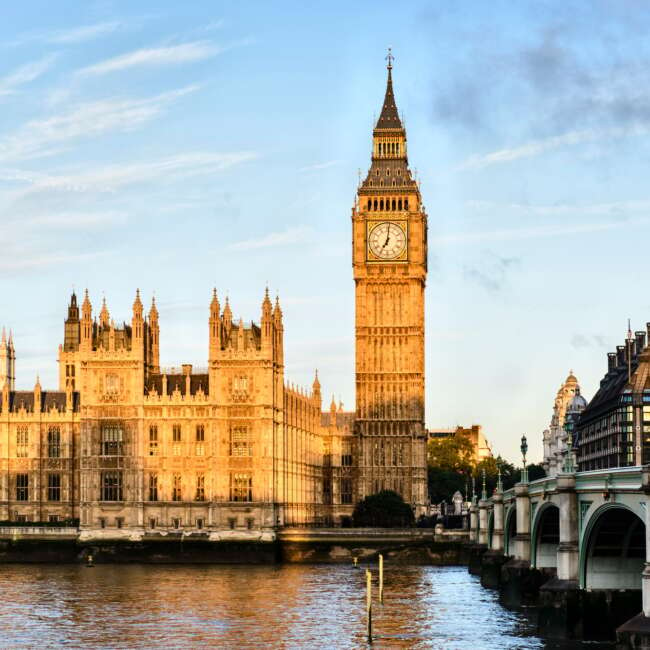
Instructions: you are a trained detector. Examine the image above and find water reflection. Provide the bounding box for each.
[0,564,614,648]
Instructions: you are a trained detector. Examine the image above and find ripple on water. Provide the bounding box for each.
[0,564,614,649]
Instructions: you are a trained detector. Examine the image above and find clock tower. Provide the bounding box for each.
[352,53,428,514]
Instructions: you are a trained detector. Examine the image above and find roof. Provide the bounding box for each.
[145,373,209,397]
[1,390,79,413]
[375,66,403,130]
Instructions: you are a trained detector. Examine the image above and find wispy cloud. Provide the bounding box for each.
[229,226,313,251]
[0,54,57,98]
[463,253,520,293]
[466,198,650,218]
[299,160,342,172]
[0,85,198,163]
[458,125,650,170]
[8,21,122,47]
[3,151,258,195]
[0,249,111,272]
[76,41,222,78]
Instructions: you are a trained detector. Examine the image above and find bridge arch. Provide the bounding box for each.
[504,505,516,556]
[531,502,559,570]
[580,502,645,590]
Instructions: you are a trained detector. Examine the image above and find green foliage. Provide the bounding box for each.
[352,490,415,528]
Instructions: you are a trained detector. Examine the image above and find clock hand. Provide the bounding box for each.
[382,224,391,249]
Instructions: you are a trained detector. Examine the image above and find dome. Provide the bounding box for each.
[566,389,587,413]
[565,370,578,385]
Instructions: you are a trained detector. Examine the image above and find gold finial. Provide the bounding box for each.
[386,47,394,70]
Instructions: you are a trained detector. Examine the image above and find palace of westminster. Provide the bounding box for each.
[0,59,428,535]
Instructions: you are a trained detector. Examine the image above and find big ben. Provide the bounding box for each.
[352,52,428,514]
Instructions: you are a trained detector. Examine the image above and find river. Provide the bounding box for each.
[0,564,615,648]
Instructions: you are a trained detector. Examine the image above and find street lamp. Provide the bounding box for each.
[520,434,528,483]
[481,467,487,501]
[496,463,503,494]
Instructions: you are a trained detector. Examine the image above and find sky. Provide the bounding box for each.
[2,0,650,464]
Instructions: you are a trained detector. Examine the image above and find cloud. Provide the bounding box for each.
[0,54,58,97]
[0,85,199,163]
[0,249,111,272]
[76,41,222,77]
[466,198,650,218]
[570,334,610,349]
[8,21,122,47]
[458,125,650,170]
[3,151,258,195]
[228,226,313,251]
[299,160,342,172]
[463,253,520,293]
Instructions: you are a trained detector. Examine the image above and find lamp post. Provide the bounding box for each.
[481,467,487,501]
[472,475,477,505]
[496,463,503,494]
[520,434,529,483]
[563,430,575,474]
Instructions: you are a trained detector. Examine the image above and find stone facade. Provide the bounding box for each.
[0,58,430,533]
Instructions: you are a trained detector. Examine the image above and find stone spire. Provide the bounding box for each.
[375,48,402,130]
[99,296,109,327]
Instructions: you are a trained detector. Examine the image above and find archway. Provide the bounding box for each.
[582,505,645,590]
[504,506,517,556]
[532,504,559,570]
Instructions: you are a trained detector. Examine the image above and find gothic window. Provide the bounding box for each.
[380,199,384,210]
[16,473,29,501]
[101,472,122,501]
[367,200,371,211]
[172,424,182,456]
[196,518,204,530]
[195,424,205,457]
[172,474,182,501]
[374,199,378,210]
[230,473,252,502]
[404,199,409,210]
[101,425,123,456]
[376,170,380,176]
[386,169,390,176]
[16,426,28,458]
[398,199,402,210]
[341,478,352,504]
[341,442,352,467]
[47,473,61,501]
[47,427,61,458]
[230,426,251,457]
[196,474,205,501]
[392,199,396,210]
[149,473,158,501]
[149,425,158,456]
[396,143,400,155]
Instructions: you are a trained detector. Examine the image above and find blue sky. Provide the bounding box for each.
[2,1,650,464]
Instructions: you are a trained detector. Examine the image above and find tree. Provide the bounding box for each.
[427,435,475,503]
[352,490,415,528]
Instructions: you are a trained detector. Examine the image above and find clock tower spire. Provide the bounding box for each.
[352,51,428,514]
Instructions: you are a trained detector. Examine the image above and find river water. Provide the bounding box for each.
[0,564,615,649]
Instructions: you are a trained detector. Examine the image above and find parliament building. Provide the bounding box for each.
[0,58,429,537]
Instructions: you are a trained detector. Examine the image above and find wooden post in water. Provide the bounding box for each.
[366,569,373,643]
[378,554,384,604]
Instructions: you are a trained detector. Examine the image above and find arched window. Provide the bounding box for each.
[391,143,395,154]
[367,200,372,211]
[392,199,396,210]
[374,199,378,210]
[380,199,384,210]
[405,199,409,210]
[396,143,400,155]
[398,199,402,210]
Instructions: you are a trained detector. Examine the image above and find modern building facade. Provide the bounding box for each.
[576,325,650,471]
[0,57,429,535]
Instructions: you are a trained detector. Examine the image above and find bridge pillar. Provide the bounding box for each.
[469,503,478,543]
[514,482,530,562]
[492,493,504,553]
[617,466,650,647]
[556,472,579,582]
[478,499,489,546]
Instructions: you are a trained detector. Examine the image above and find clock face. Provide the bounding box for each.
[368,222,407,260]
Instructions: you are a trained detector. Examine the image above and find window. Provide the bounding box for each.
[16,514,28,523]
[149,518,156,530]
[230,473,252,502]
[246,518,254,530]
[172,425,182,456]
[101,471,123,501]
[195,424,205,456]
[99,517,106,529]
[16,474,29,501]
[196,518,204,530]
[172,474,182,502]
[172,518,181,530]
[231,426,251,457]
[116,517,124,529]
[16,426,28,458]
[196,474,205,501]
[228,517,236,530]
[149,425,158,456]
[148,474,158,502]
[341,442,352,467]
[48,515,59,523]
[47,427,61,458]
[341,478,352,505]
[101,425,123,456]
[47,473,61,501]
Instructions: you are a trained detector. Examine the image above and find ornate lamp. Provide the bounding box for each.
[520,434,529,483]
[563,430,575,474]
[481,467,487,501]
[496,464,503,493]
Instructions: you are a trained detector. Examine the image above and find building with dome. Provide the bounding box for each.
[576,324,650,471]
[542,371,587,476]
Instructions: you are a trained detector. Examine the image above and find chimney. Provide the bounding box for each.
[636,331,646,355]
[617,345,626,367]
[608,352,617,373]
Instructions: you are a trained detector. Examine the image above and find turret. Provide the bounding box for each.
[99,296,109,328]
[131,288,144,347]
[223,297,233,336]
[273,295,284,365]
[312,369,321,407]
[261,287,273,350]
[149,296,160,373]
[64,291,80,352]
[81,290,93,350]
[34,375,42,414]
[209,289,221,360]
[0,327,14,392]
[237,317,245,350]
[330,394,337,426]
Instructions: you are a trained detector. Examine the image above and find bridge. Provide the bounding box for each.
[470,465,650,646]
